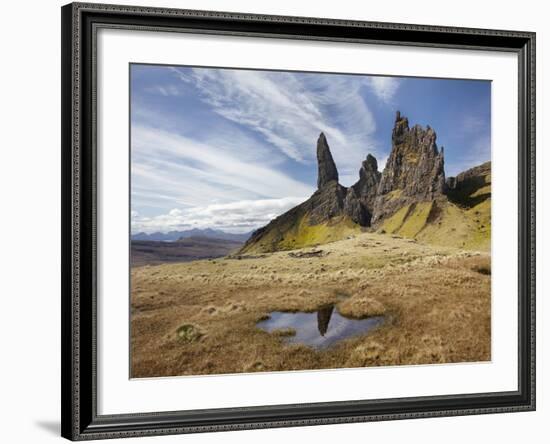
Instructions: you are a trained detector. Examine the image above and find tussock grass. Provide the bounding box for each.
[131,232,490,377]
[272,328,297,337]
[176,324,203,343]
[337,295,386,318]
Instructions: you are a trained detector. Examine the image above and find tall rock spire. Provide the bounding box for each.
[317,133,339,189]
[240,119,456,254]
[372,111,446,223]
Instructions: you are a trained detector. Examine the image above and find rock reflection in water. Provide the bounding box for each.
[257,305,384,349]
[316,305,334,336]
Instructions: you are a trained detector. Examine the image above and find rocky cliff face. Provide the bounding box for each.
[445,161,491,208]
[379,159,491,251]
[240,111,488,254]
[446,161,490,196]
[349,154,382,225]
[295,136,382,227]
[240,135,374,253]
[371,111,446,223]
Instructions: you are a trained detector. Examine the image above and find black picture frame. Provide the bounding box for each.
[61,2,536,440]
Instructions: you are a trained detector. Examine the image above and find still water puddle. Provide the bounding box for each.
[257,305,384,349]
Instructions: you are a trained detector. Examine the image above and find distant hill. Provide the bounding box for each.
[131,228,253,243]
[131,236,243,267]
[240,111,490,254]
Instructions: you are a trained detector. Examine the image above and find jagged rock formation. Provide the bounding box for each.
[240,136,371,253]
[371,111,446,224]
[379,159,491,250]
[343,186,367,226]
[353,155,381,206]
[240,111,490,254]
[348,154,382,225]
[317,133,339,188]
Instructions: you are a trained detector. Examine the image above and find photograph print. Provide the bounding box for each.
[130,64,491,378]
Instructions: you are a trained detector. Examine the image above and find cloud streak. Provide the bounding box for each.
[131,124,313,214]
[131,197,306,233]
[130,67,402,232]
[170,67,386,178]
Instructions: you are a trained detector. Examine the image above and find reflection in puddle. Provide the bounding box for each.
[317,305,333,336]
[257,305,384,349]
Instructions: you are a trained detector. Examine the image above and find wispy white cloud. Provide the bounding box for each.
[131,197,305,233]
[365,77,401,104]
[145,84,181,97]
[131,124,313,212]
[131,67,406,233]
[170,68,382,179]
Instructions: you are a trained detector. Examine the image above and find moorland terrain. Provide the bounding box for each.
[131,236,243,267]
[131,111,491,377]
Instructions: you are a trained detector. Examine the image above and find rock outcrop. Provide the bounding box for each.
[343,186,368,226]
[317,133,339,188]
[379,159,491,251]
[301,136,381,227]
[240,111,490,254]
[446,161,490,195]
[371,111,445,223]
[353,154,382,206]
[347,154,382,225]
[445,161,491,208]
[240,135,366,253]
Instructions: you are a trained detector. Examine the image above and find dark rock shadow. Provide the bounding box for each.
[447,190,491,209]
[317,305,335,336]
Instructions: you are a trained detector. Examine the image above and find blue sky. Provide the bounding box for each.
[130,64,491,234]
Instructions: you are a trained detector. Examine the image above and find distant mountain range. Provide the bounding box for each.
[131,228,253,243]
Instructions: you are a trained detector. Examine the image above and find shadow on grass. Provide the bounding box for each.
[446,190,491,209]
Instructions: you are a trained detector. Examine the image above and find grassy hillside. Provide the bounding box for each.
[243,161,491,254]
[378,163,491,251]
[241,213,362,254]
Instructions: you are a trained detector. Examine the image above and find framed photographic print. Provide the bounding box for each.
[61,2,536,440]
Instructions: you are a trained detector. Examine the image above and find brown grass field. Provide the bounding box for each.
[130,231,490,378]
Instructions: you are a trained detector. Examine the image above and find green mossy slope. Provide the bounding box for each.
[241,214,361,254]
